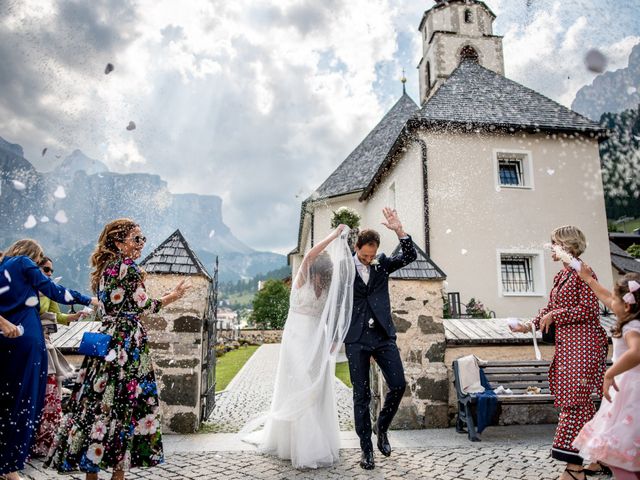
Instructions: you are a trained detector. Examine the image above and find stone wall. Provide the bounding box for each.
[141,274,211,434]
[371,278,448,429]
[238,329,283,344]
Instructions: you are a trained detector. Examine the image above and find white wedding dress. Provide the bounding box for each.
[243,230,355,469]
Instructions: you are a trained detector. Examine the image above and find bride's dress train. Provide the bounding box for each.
[243,229,354,469]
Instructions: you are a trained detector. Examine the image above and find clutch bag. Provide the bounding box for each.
[78,332,112,357]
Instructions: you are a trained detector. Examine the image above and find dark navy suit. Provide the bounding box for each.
[345,236,416,453]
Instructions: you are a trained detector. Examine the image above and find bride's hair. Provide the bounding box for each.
[309,253,333,288]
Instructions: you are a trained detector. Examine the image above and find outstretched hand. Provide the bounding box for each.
[381,207,406,237]
[576,261,595,283]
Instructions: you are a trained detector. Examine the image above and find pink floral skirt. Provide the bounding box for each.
[573,371,640,471]
[31,375,62,457]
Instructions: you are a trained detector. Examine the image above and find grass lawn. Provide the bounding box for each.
[335,362,352,388]
[215,345,259,392]
[610,217,640,234]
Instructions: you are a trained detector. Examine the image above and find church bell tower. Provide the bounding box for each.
[418,0,505,104]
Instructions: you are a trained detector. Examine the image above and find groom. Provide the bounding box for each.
[345,207,417,470]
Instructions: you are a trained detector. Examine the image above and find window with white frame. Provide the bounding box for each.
[498,251,544,296]
[495,151,533,188]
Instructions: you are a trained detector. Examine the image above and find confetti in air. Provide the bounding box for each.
[0,286,9,295]
[208,230,216,238]
[40,216,50,223]
[126,121,136,131]
[54,185,66,199]
[461,249,468,255]
[24,215,37,229]
[446,229,452,234]
[105,63,114,74]
[4,270,11,283]
[25,296,39,307]
[54,276,62,283]
[585,49,607,73]
[546,169,555,175]
[64,290,74,302]
[12,180,26,191]
[54,210,68,224]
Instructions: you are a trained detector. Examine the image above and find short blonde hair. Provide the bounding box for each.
[551,226,587,258]
[1,239,45,263]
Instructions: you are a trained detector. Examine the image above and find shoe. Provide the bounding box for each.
[563,467,585,480]
[372,422,391,457]
[359,450,375,470]
[584,463,612,476]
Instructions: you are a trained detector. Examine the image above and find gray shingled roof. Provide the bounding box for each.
[313,92,418,199]
[610,241,640,274]
[413,59,603,134]
[389,241,446,280]
[140,229,212,280]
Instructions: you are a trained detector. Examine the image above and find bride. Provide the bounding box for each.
[244,224,355,469]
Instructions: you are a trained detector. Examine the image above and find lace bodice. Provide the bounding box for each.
[289,283,328,317]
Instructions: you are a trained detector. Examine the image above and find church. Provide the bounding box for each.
[289,0,612,318]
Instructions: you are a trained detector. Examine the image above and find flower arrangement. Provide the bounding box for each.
[465,298,491,319]
[331,206,361,229]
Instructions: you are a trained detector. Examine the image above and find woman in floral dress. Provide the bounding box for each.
[45,219,191,480]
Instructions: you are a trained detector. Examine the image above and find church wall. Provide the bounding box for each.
[417,129,612,318]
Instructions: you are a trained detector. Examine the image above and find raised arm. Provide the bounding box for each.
[296,225,346,288]
[22,256,93,306]
[576,262,614,309]
[380,208,416,273]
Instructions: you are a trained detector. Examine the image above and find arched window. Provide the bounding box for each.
[460,46,479,62]
[464,9,473,23]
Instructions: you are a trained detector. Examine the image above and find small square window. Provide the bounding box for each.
[501,255,535,293]
[496,152,532,188]
[464,9,473,23]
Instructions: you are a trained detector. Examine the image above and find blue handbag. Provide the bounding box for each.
[78,332,112,357]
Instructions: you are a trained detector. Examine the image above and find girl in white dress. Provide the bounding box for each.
[245,225,355,469]
[572,270,640,480]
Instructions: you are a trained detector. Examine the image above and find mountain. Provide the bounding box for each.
[572,43,640,121]
[0,136,286,290]
[598,106,640,220]
[56,149,110,176]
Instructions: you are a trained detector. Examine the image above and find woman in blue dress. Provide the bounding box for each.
[0,239,95,480]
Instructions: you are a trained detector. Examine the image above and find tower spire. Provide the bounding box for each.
[401,69,407,94]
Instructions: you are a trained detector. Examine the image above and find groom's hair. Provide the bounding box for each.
[356,229,380,249]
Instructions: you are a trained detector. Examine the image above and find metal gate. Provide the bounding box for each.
[201,256,219,421]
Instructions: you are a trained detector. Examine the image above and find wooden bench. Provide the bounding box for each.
[452,359,608,441]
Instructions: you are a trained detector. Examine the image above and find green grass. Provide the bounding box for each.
[610,217,640,233]
[215,345,259,392]
[335,362,352,388]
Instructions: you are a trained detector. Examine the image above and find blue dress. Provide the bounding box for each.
[0,255,91,475]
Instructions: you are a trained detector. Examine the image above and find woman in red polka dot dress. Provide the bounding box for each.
[513,226,608,480]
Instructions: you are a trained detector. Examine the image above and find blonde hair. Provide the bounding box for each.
[90,219,139,293]
[1,239,45,264]
[551,225,587,258]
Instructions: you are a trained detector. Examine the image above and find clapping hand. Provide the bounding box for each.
[381,207,406,237]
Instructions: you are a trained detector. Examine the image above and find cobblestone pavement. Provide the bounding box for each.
[24,441,572,480]
[204,344,354,433]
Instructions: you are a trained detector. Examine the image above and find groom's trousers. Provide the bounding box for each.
[345,326,406,453]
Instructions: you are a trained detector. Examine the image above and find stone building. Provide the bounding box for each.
[140,229,218,433]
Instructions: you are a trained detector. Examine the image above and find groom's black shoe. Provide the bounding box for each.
[373,422,392,457]
[359,450,375,470]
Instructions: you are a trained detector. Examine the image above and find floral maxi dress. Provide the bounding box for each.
[45,257,164,473]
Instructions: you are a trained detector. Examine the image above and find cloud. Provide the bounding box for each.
[0,0,639,254]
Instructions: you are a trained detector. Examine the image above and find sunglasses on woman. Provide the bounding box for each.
[42,266,54,274]
[133,235,147,244]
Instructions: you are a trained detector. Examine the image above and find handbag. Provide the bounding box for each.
[78,331,112,357]
[40,312,58,334]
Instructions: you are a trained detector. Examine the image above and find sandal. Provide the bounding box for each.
[584,463,612,476]
[564,468,585,480]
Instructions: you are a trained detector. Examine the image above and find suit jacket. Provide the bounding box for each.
[345,236,417,343]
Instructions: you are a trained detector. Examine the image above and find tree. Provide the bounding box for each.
[627,243,640,259]
[250,279,290,329]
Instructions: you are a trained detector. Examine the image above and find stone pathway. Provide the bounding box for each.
[203,344,354,433]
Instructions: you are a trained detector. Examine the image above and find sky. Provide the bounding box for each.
[0,0,638,254]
